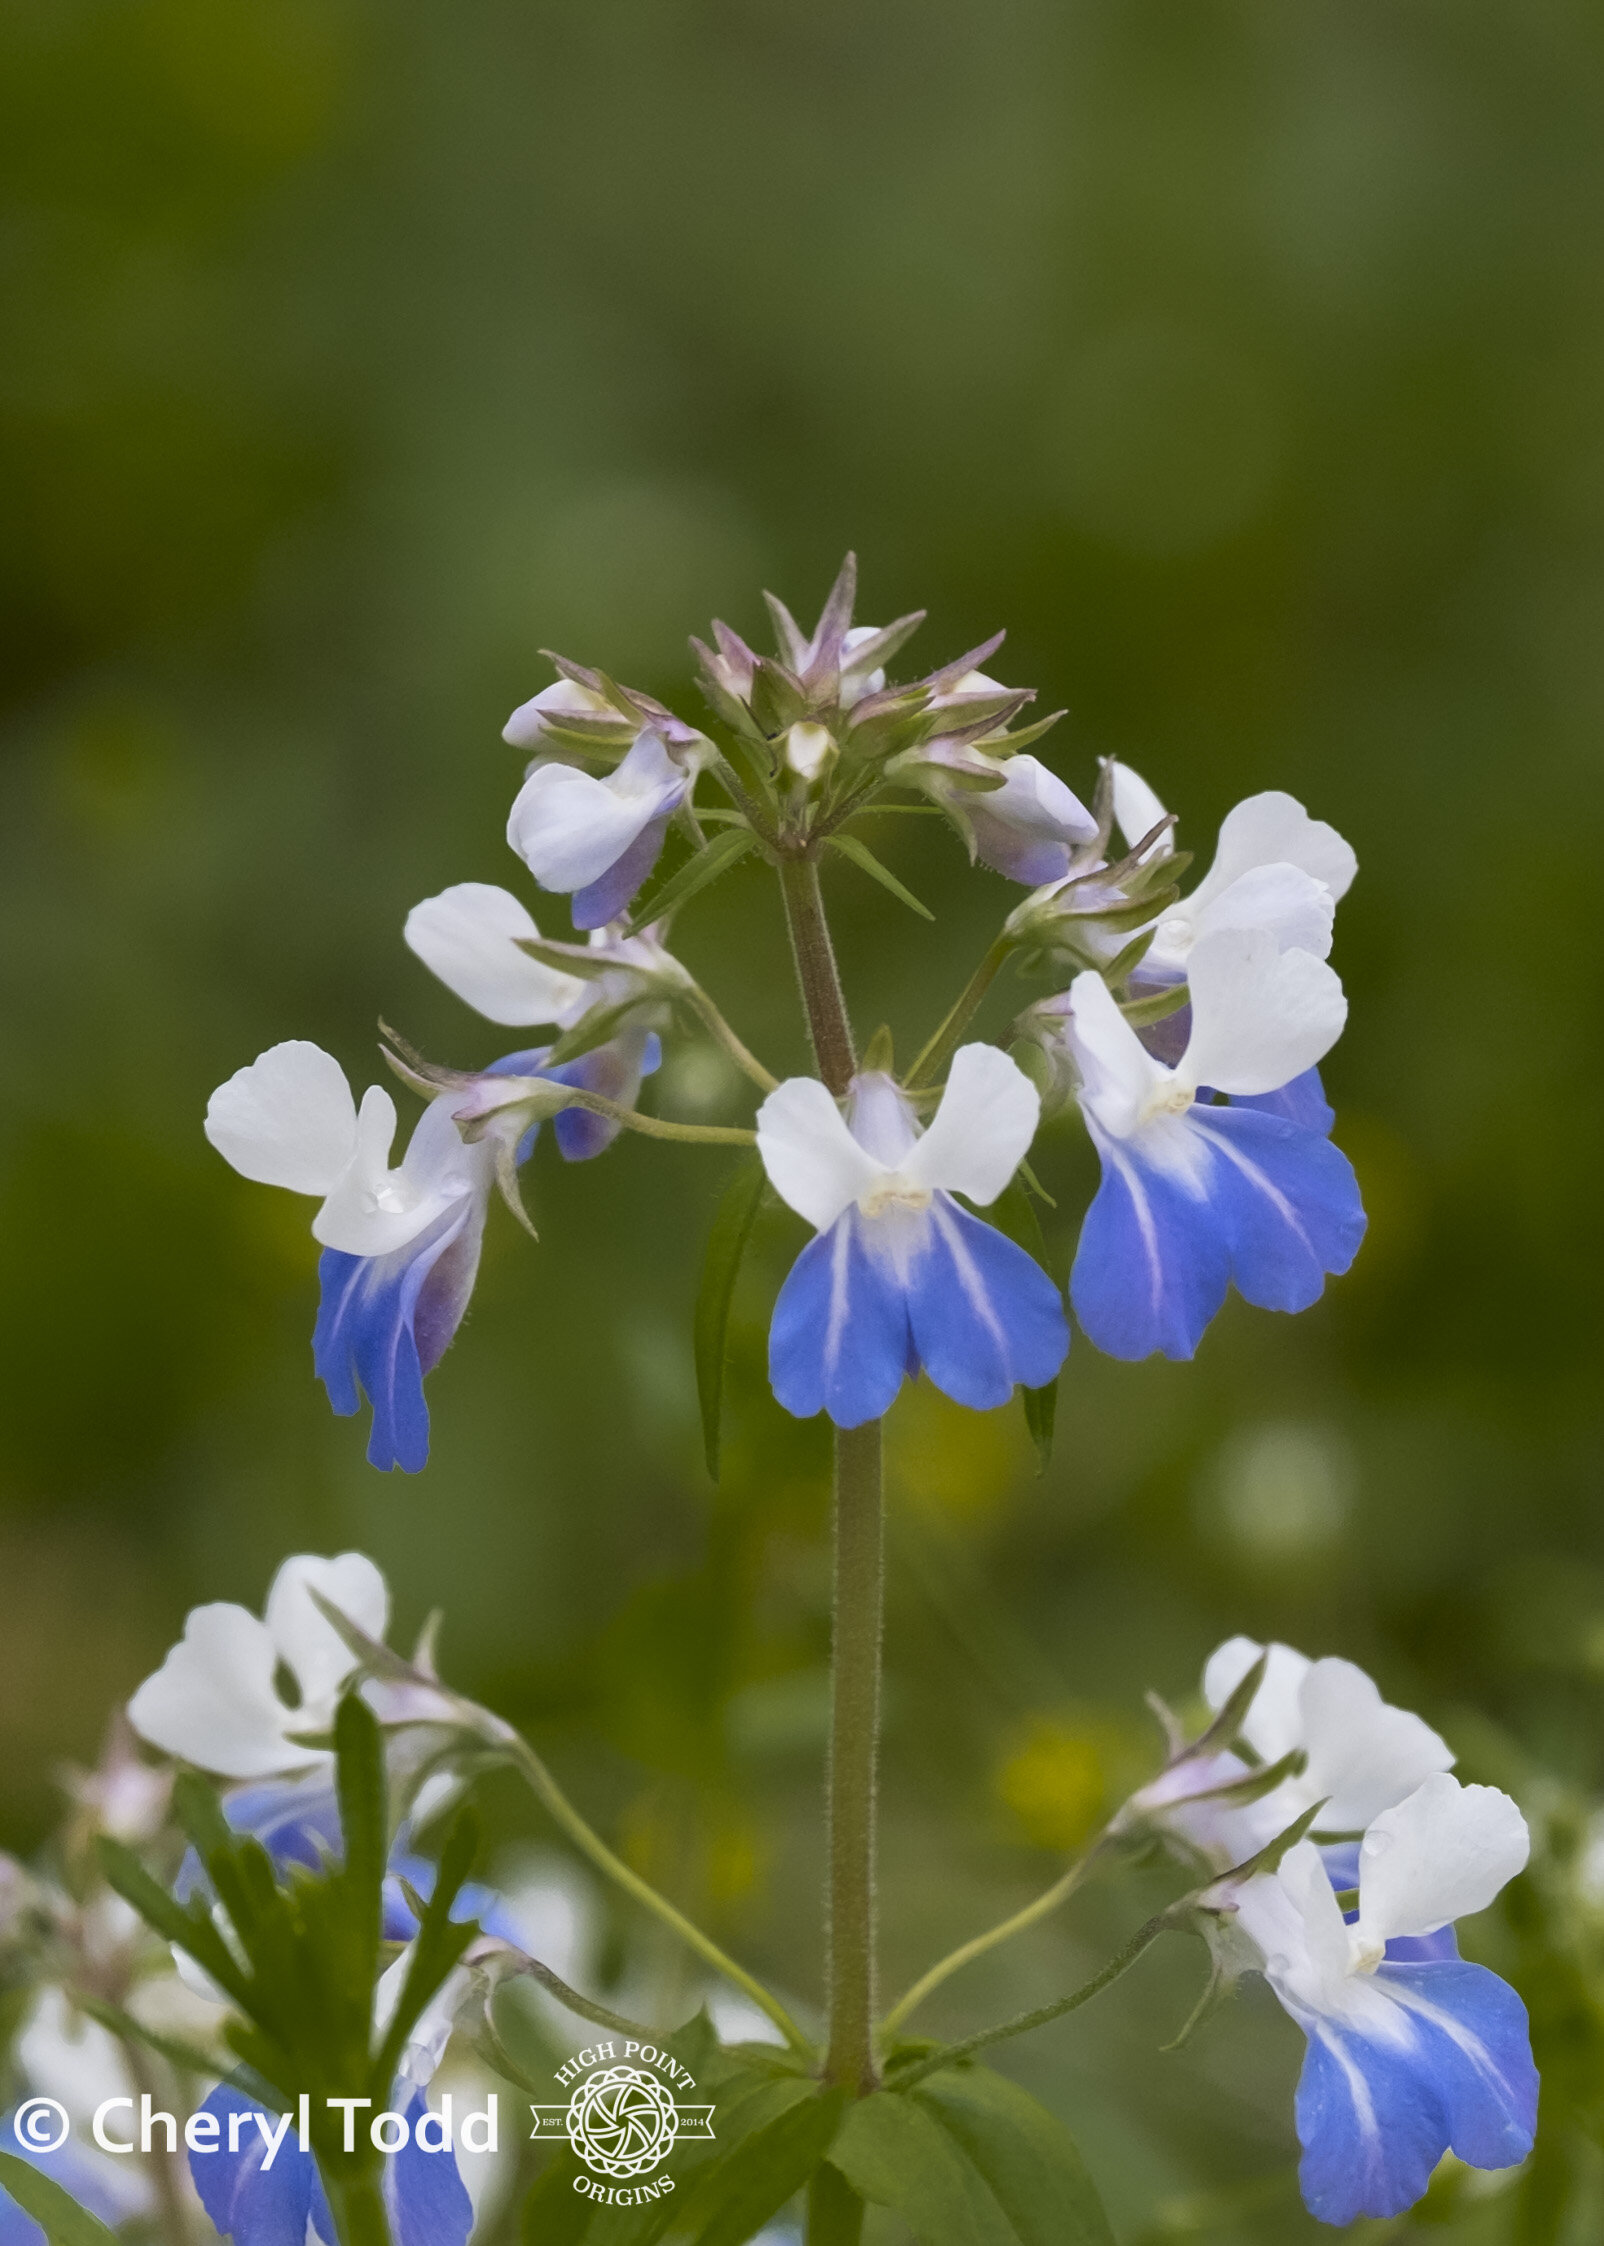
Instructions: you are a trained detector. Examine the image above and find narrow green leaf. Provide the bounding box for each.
[521,2152,596,2245]
[627,828,756,935]
[806,2161,865,2246]
[372,1806,481,2087]
[915,2068,1116,2246]
[173,1770,235,1862]
[1118,982,1190,1028]
[826,2091,1016,2246]
[0,2153,120,2246]
[985,1181,1063,1471]
[77,1995,228,2082]
[826,834,934,920]
[96,1837,250,2004]
[685,2087,847,2246]
[334,1690,387,1934]
[693,1153,768,1481]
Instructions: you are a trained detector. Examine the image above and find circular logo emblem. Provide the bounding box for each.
[565,2066,680,2178]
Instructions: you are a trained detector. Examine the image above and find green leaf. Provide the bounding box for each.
[825,834,934,919]
[984,1180,1063,1471]
[693,1153,768,1480]
[334,1689,387,1942]
[627,827,757,935]
[684,2086,847,2246]
[914,2068,1115,2246]
[96,1836,251,2005]
[372,1805,481,2088]
[826,2091,1016,2246]
[521,2151,596,2246]
[544,996,652,1068]
[806,2161,865,2246]
[77,1995,228,2082]
[1118,982,1190,1028]
[0,2153,120,2246]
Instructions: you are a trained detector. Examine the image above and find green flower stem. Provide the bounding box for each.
[543,1088,757,1146]
[778,853,857,1095]
[902,932,1014,1090]
[826,1419,886,2094]
[887,1909,1171,2091]
[681,982,782,1092]
[323,2170,391,2246]
[498,1730,812,2054]
[880,1835,1110,2038]
[774,848,887,2101]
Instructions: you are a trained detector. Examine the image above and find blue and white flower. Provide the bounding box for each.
[756,1045,1069,1426]
[205,1045,498,1471]
[403,882,668,1162]
[1127,1637,1454,1867]
[1050,931,1365,1359]
[506,725,707,930]
[1110,765,1357,983]
[1228,1775,1536,2226]
[190,2083,472,2246]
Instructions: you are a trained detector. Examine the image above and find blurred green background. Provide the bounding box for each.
[4,0,1604,2237]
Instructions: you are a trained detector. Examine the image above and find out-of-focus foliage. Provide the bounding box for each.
[3,0,1603,2237]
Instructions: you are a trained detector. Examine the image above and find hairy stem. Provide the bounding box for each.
[902,932,1013,1090]
[881,1836,1111,2037]
[778,854,857,1094]
[825,1421,885,2093]
[887,1911,1170,2090]
[498,1732,811,2053]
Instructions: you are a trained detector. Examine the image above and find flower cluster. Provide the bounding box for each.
[1122,1639,1537,2225]
[200,559,1365,1471]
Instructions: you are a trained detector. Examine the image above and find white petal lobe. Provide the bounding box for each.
[405,884,588,1026]
[1356,1774,1529,1947]
[205,1043,358,1195]
[1180,929,1347,1096]
[902,1044,1041,1205]
[757,1078,883,1231]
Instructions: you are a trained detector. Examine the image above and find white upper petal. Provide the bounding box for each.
[1234,1840,1355,2017]
[126,1603,303,1778]
[1203,1636,1312,1766]
[312,1088,479,1258]
[205,1043,358,1196]
[1110,762,1172,854]
[756,1077,883,1231]
[506,732,683,892]
[1190,791,1357,916]
[983,756,1097,842]
[405,884,589,1026]
[1062,971,1168,1138]
[902,1044,1041,1205]
[1355,1774,1529,1946]
[1178,928,1348,1096]
[265,1552,390,1716]
[1147,863,1339,975]
[1296,1659,1453,1832]
[502,678,613,749]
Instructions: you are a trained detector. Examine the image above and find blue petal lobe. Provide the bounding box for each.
[571,811,676,930]
[313,1195,486,1473]
[1232,1066,1335,1134]
[769,1215,909,1426]
[383,2096,473,2246]
[1292,1964,1536,2225]
[1070,1126,1228,1360]
[905,1198,1069,1408]
[1189,1107,1366,1313]
[188,2088,314,2246]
